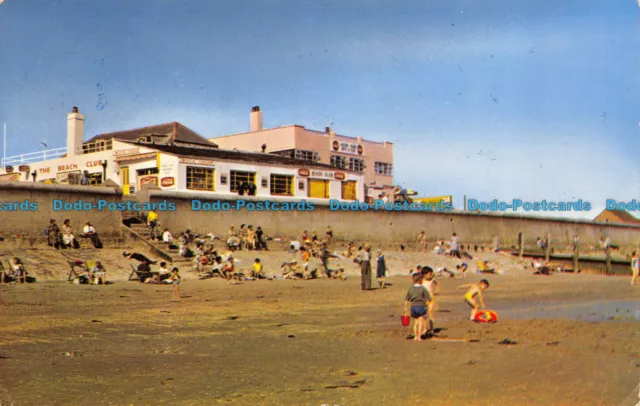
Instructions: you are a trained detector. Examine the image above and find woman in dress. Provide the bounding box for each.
[62,219,79,249]
[376,250,387,289]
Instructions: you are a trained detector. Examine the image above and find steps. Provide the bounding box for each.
[120,213,192,266]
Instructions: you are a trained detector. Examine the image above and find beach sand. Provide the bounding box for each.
[0,248,638,405]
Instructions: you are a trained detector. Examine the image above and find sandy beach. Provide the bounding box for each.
[0,248,638,406]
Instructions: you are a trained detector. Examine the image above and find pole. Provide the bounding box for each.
[545,232,551,263]
[518,232,524,258]
[573,235,579,274]
[2,123,6,167]
[605,246,612,276]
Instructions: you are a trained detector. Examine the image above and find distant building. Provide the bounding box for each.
[593,209,640,225]
[0,107,364,201]
[210,106,395,201]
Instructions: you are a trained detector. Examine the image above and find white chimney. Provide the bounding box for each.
[67,106,84,157]
[250,106,263,132]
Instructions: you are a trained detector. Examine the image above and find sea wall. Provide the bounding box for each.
[138,190,640,249]
[0,181,124,246]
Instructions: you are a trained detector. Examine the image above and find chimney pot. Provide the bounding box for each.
[250,106,263,132]
[72,106,79,113]
[325,127,330,133]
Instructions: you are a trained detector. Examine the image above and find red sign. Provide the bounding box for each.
[334,172,346,180]
[332,140,339,151]
[357,145,364,155]
[161,177,175,187]
[139,175,158,187]
[298,168,310,177]
[18,165,30,172]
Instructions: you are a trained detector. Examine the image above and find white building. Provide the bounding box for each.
[0,108,364,201]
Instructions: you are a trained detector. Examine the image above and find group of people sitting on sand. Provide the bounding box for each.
[226,224,268,252]
[46,219,103,250]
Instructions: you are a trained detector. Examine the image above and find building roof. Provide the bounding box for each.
[86,122,216,147]
[134,142,354,172]
[594,209,640,225]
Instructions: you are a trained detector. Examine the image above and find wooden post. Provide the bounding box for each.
[518,232,524,258]
[544,232,551,263]
[573,235,579,274]
[605,246,612,276]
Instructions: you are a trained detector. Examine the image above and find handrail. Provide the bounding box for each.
[2,147,68,166]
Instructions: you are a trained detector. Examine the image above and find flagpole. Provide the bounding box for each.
[2,123,6,167]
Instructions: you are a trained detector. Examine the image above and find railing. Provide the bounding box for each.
[1,140,113,167]
[2,147,68,166]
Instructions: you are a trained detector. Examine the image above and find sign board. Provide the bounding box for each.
[114,148,141,157]
[18,165,30,172]
[180,158,216,166]
[412,195,453,205]
[310,170,336,179]
[139,175,159,189]
[331,140,364,156]
[161,177,175,187]
[298,168,310,177]
[334,172,346,180]
[114,152,156,163]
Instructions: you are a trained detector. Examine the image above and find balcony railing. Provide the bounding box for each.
[1,140,113,167]
[2,147,68,166]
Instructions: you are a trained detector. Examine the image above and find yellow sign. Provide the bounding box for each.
[413,195,453,205]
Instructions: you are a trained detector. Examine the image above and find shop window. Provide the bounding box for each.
[330,155,347,169]
[374,162,393,176]
[341,180,357,200]
[230,170,256,193]
[308,179,330,199]
[270,174,294,196]
[186,166,215,191]
[137,168,159,176]
[88,173,103,186]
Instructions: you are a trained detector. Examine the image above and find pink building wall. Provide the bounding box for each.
[211,124,394,198]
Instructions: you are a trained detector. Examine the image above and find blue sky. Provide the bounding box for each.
[0,0,638,218]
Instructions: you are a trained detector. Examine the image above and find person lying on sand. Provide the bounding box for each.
[123,252,157,265]
[281,261,303,280]
[457,280,489,320]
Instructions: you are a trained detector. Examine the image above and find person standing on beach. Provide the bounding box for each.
[631,251,639,286]
[358,245,372,290]
[450,233,461,259]
[376,250,387,288]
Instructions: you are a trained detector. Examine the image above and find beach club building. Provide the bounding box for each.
[0,108,364,201]
[210,106,395,201]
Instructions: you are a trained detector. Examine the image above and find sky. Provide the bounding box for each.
[0,0,639,219]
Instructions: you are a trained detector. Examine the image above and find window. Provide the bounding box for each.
[374,162,393,176]
[295,150,319,162]
[137,168,159,176]
[230,170,256,192]
[272,149,320,162]
[330,155,347,169]
[341,180,357,200]
[308,179,330,199]
[187,166,215,191]
[270,174,294,196]
[88,173,103,186]
[348,158,365,173]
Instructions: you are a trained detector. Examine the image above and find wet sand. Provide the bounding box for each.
[0,250,639,406]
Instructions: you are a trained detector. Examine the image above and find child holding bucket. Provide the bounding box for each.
[403,273,433,341]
